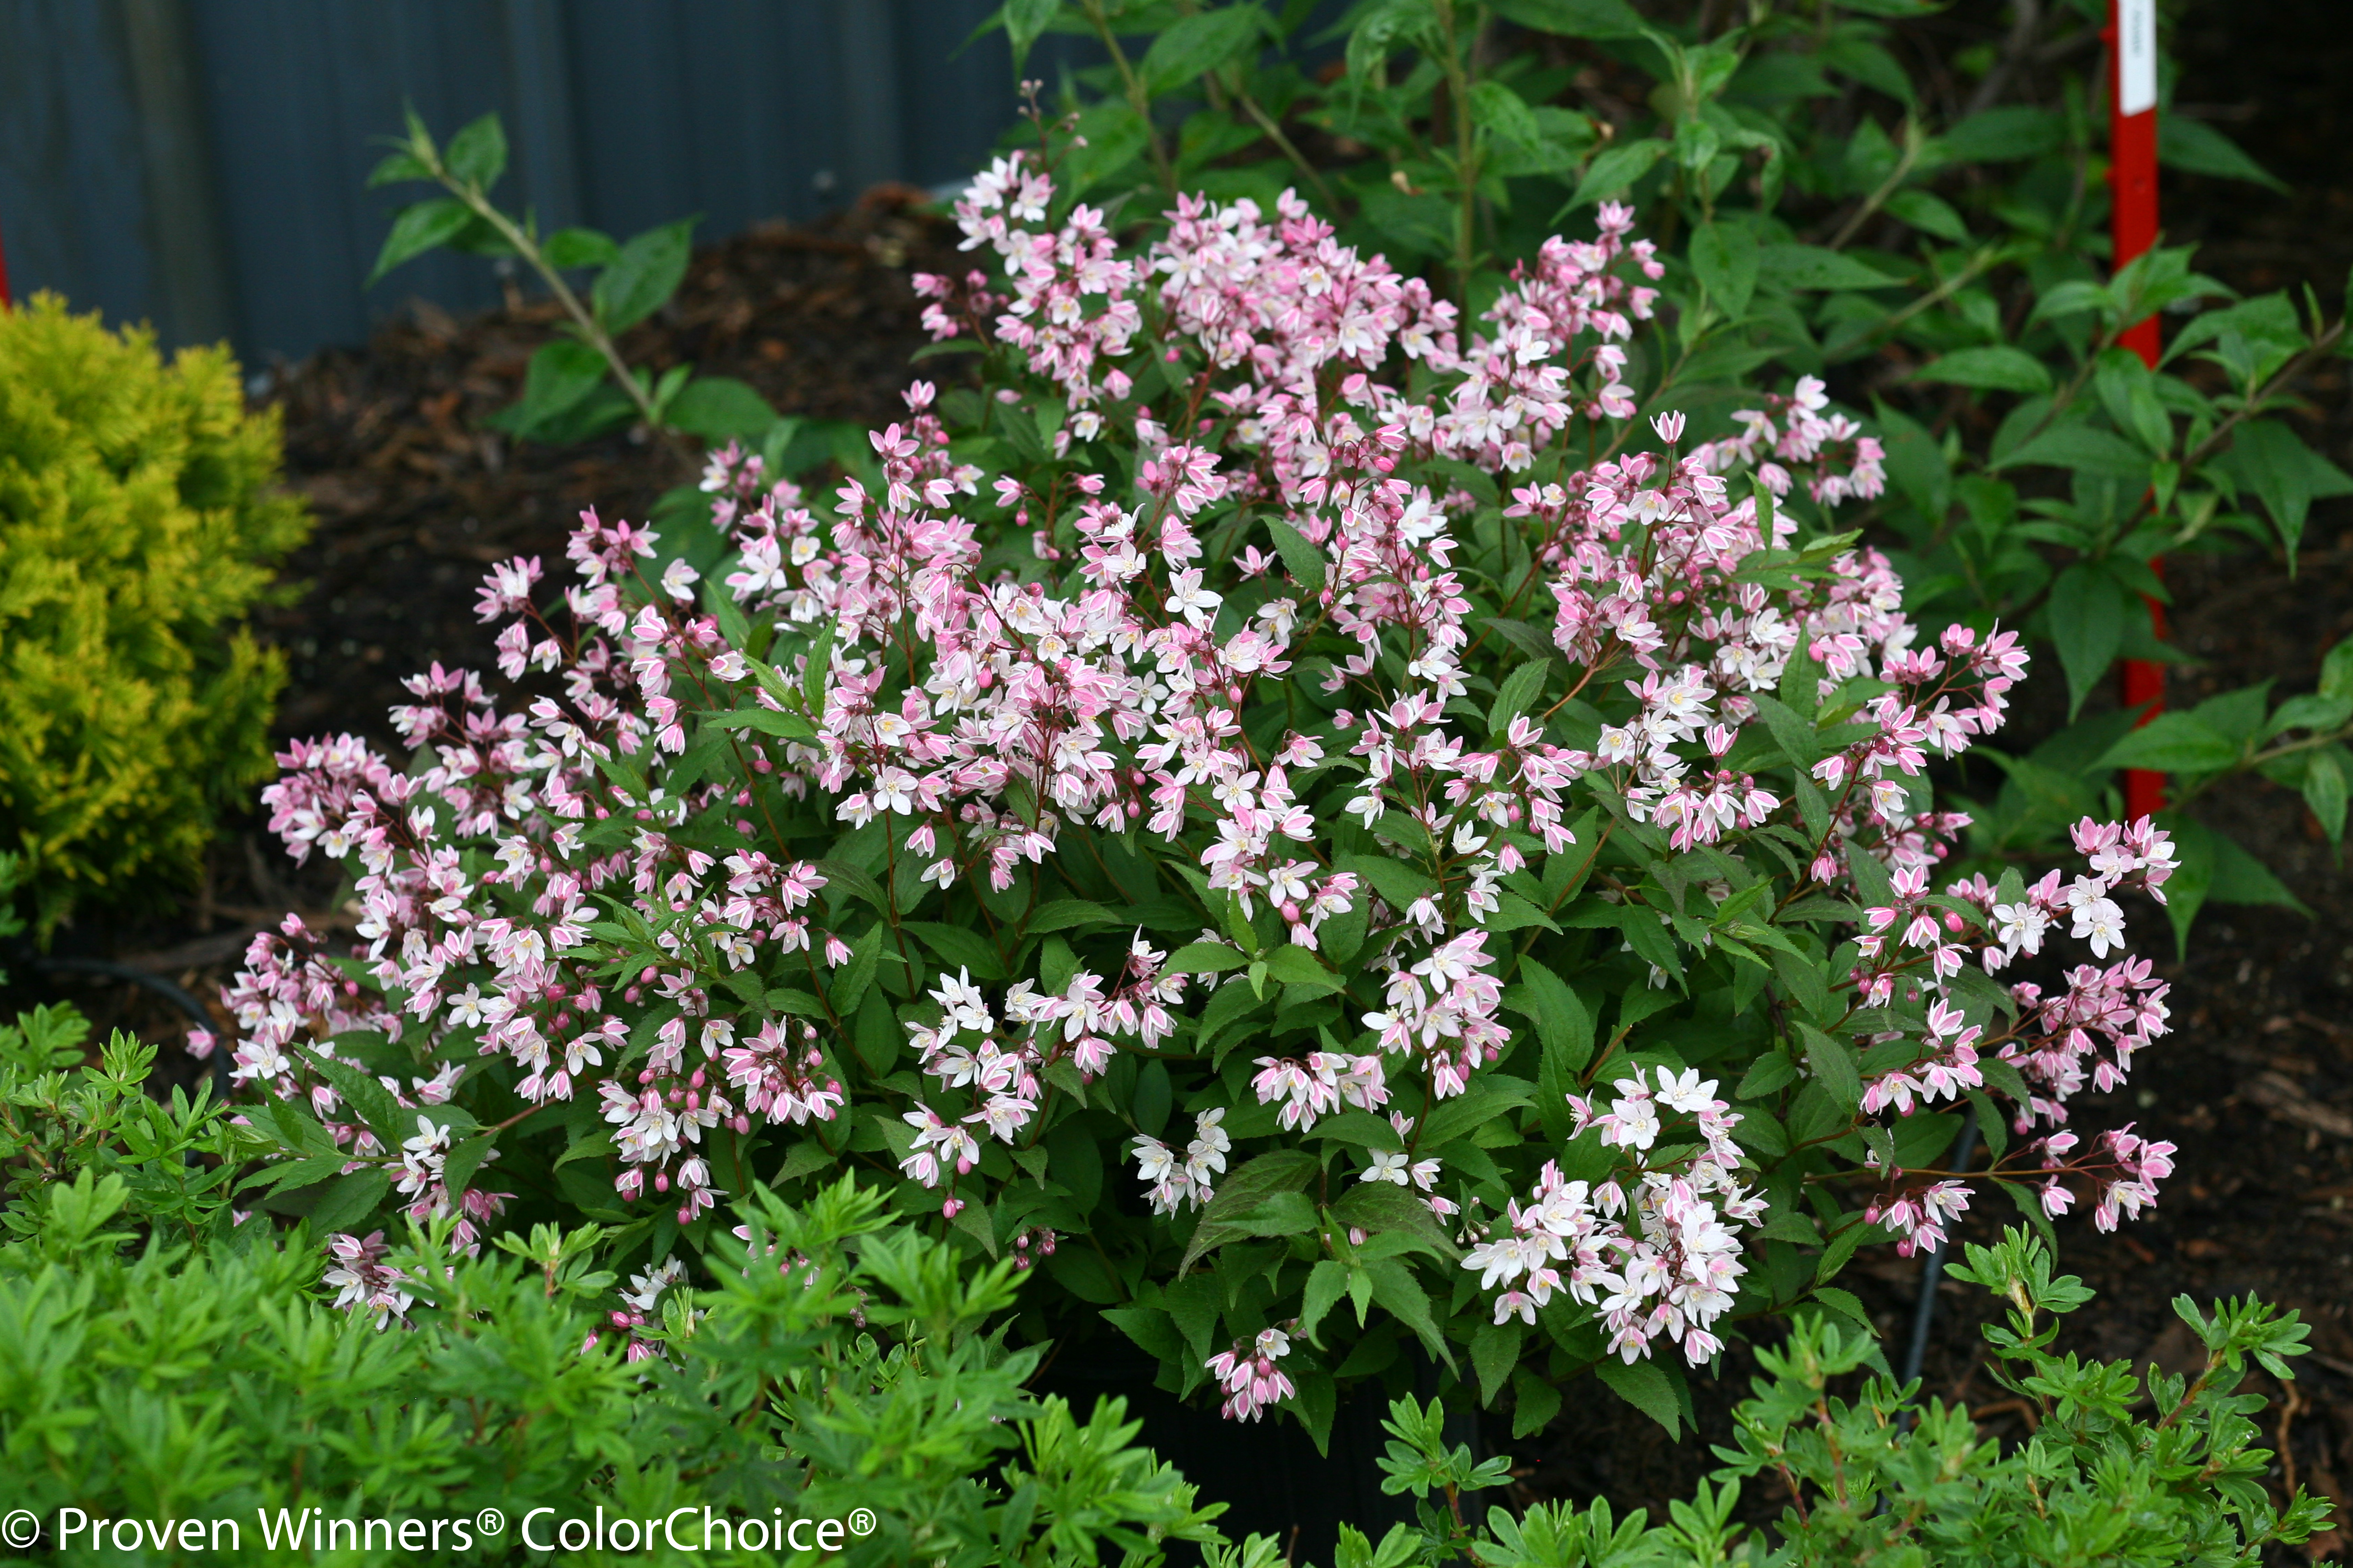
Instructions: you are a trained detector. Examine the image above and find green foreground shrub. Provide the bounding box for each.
[0,1010,2329,1565]
[0,295,308,935]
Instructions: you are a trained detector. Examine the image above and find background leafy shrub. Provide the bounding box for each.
[978,0,2353,941]
[0,295,309,935]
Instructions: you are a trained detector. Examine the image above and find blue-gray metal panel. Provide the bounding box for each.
[0,0,1062,363]
[0,1,162,334]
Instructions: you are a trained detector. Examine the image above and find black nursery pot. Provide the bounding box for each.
[1029,1342,1420,1565]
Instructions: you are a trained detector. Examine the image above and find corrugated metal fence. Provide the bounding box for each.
[1,0,1060,366]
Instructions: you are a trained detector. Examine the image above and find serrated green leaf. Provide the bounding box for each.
[1265,516,1328,593]
[1796,1024,1861,1114]
[1596,1356,1681,1438]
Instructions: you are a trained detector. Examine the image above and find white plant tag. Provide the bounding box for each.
[2117,0,2158,117]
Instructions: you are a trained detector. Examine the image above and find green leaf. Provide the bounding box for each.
[1341,853,1437,912]
[1510,1366,1562,1438]
[708,706,818,741]
[1472,1320,1525,1405]
[1811,1286,1875,1338]
[995,0,1061,74]
[1796,1024,1861,1114]
[1181,1150,1319,1273]
[1814,1214,1885,1285]
[1736,1050,1797,1100]
[1913,346,2052,396]
[1365,1258,1451,1366]
[2324,641,2353,702]
[1883,188,1968,242]
[2159,115,2288,192]
[663,377,779,442]
[1132,1059,1172,1138]
[1300,1259,1351,1345]
[764,988,827,1020]
[543,227,619,269]
[1263,945,1342,994]
[1749,692,1823,768]
[1164,942,1250,974]
[1690,221,1759,320]
[2227,419,2353,562]
[1028,899,1125,933]
[855,988,900,1076]
[2303,748,2348,846]
[499,339,612,438]
[1938,106,2063,163]
[2209,829,2305,912]
[1330,1182,1460,1263]
[367,198,472,286]
[1995,423,2156,481]
[1757,244,1904,292]
[1265,516,1328,593]
[593,218,697,335]
[1487,659,1551,735]
[308,1170,392,1235]
[1569,139,1669,207]
[2266,694,2353,739]
[804,620,836,716]
[365,150,435,188]
[950,1196,999,1257]
[1489,0,1645,36]
[831,924,888,1016]
[2046,565,2126,720]
[1468,80,1542,148]
[439,1134,496,1198]
[294,1044,411,1144]
[1596,1356,1682,1438]
[444,113,508,189]
[1518,958,1594,1075]
[1104,1305,1186,1364]
[2095,713,2241,774]
[1140,7,1263,94]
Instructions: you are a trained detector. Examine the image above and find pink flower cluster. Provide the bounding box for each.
[1467,1068,1764,1366]
[1205,1326,1297,1423]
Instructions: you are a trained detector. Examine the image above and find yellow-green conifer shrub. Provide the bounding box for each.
[0,295,309,934]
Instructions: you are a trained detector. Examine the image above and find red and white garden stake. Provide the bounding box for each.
[2111,0,2166,819]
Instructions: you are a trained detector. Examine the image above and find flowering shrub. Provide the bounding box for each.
[217,146,2193,1444]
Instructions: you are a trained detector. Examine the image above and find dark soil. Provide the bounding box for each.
[14,5,2353,1559]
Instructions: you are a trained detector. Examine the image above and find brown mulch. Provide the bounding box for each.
[254,185,962,754]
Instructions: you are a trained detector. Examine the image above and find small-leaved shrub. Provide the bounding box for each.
[1262,1228,2328,1567]
[0,1024,2325,1564]
[0,295,309,934]
[0,1008,1221,1564]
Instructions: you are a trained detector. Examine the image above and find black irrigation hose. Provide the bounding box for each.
[29,955,234,1106]
[1898,1108,1980,1399]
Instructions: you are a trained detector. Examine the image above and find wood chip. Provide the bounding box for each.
[2241,1070,2353,1138]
